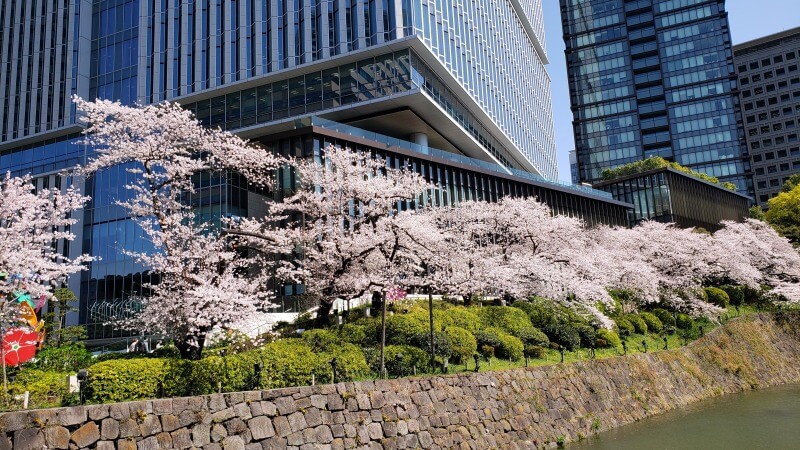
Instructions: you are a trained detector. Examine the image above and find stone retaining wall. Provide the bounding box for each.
[3,313,800,450]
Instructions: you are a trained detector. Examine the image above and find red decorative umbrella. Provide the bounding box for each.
[2,328,39,367]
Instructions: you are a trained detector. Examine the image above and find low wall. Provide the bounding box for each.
[3,313,800,450]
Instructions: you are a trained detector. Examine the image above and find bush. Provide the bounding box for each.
[651,308,676,327]
[475,327,523,360]
[375,345,430,376]
[438,308,481,333]
[8,370,73,410]
[384,313,429,345]
[338,323,369,346]
[257,339,325,389]
[524,345,547,359]
[184,353,258,395]
[625,314,648,334]
[573,323,597,348]
[595,329,622,348]
[676,313,694,330]
[513,299,558,329]
[514,326,550,348]
[443,327,477,363]
[33,344,92,372]
[301,329,340,352]
[614,317,635,337]
[410,331,452,359]
[639,312,663,334]
[720,285,745,306]
[476,306,533,334]
[319,343,370,382]
[87,358,172,403]
[704,287,730,308]
[479,345,494,360]
[542,323,581,351]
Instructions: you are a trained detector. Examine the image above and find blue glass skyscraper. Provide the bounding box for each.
[560,0,753,195]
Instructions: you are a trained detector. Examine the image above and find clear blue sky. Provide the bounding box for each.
[543,0,800,182]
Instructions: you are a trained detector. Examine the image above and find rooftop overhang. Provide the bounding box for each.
[508,0,549,64]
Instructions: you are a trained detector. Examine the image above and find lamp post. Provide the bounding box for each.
[77,369,88,405]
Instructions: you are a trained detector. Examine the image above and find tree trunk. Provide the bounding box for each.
[314,300,335,327]
[379,291,387,379]
[176,333,206,360]
[463,293,474,307]
[428,291,435,371]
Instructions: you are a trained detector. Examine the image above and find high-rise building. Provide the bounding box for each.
[560,0,752,195]
[733,27,800,207]
[0,1,631,340]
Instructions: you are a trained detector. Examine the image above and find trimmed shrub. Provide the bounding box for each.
[257,339,324,389]
[318,343,370,383]
[573,323,597,348]
[513,299,557,329]
[651,308,676,327]
[443,327,477,363]
[542,323,581,351]
[595,329,622,348]
[614,317,635,337]
[704,287,730,308]
[475,327,523,360]
[720,285,745,306]
[639,312,663,334]
[410,331,453,359]
[474,328,503,353]
[676,313,694,330]
[438,308,481,334]
[524,345,547,359]
[301,329,339,352]
[476,306,533,334]
[33,344,92,372]
[87,358,172,403]
[184,353,258,395]
[338,323,369,346]
[384,313,429,345]
[375,345,430,376]
[8,370,73,409]
[625,314,648,334]
[514,326,550,348]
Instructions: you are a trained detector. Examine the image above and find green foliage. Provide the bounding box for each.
[781,174,800,193]
[256,339,325,389]
[614,317,635,337]
[514,326,550,348]
[374,345,430,376]
[301,329,340,352]
[338,323,370,346]
[443,327,477,363]
[42,288,87,347]
[704,287,730,308]
[595,329,622,348]
[475,327,523,360]
[183,353,257,395]
[7,370,74,410]
[651,308,676,327]
[410,331,452,359]
[573,323,597,348]
[542,323,581,351]
[384,313,429,345]
[476,306,533,334]
[87,358,172,403]
[720,285,745,306]
[625,314,648,334]
[600,157,736,191]
[638,312,663,334]
[749,205,766,221]
[319,343,371,382]
[765,183,800,246]
[438,307,481,333]
[524,345,547,359]
[33,344,92,372]
[676,313,694,330]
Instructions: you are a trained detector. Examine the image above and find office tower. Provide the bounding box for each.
[561,0,752,195]
[0,1,629,339]
[733,27,800,207]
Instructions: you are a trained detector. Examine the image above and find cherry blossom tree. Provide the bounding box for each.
[238,145,433,326]
[75,97,280,359]
[1,173,91,386]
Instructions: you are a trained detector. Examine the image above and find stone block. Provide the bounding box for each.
[119,418,141,438]
[88,404,110,421]
[287,412,307,433]
[260,436,288,450]
[57,406,88,427]
[355,394,371,410]
[117,439,138,450]
[151,398,173,415]
[310,395,327,409]
[260,402,277,417]
[326,394,344,411]
[248,416,276,440]
[225,418,248,435]
[222,436,246,450]
[304,408,323,428]
[314,425,333,444]
[209,394,227,413]
[44,425,70,449]
[235,400,253,420]
[139,414,162,436]
[211,423,228,442]
[70,421,100,448]
[192,423,211,447]
[13,429,44,450]
[367,422,383,440]
[137,436,159,450]
[160,414,180,432]
[110,404,130,420]
[96,440,115,450]
[171,428,193,449]
[275,397,297,416]
[273,416,291,438]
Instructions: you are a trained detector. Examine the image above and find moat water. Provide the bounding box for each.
[571,383,800,450]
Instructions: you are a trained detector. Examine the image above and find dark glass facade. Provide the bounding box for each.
[594,168,749,230]
[734,27,800,207]
[561,0,753,196]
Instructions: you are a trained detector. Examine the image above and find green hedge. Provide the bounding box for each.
[476,306,533,334]
[639,312,663,334]
[87,358,172,403]
[443,327,476,363]
[704,287,730,308]
[651,308,676,327]
[514,326,550,348]
[437,308,481,334]
[370,345,430,376]
[475,327,524,360]
[625,314,648,334]
[720,285,745,306]
[676,313,694,330]
[8,370,73,410]
[32,344,92,373]
[595,329,622,348]
[384,313,429,345]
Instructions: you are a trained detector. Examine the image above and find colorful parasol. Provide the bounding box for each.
[2,328,40,366]
[19,302,38,328]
